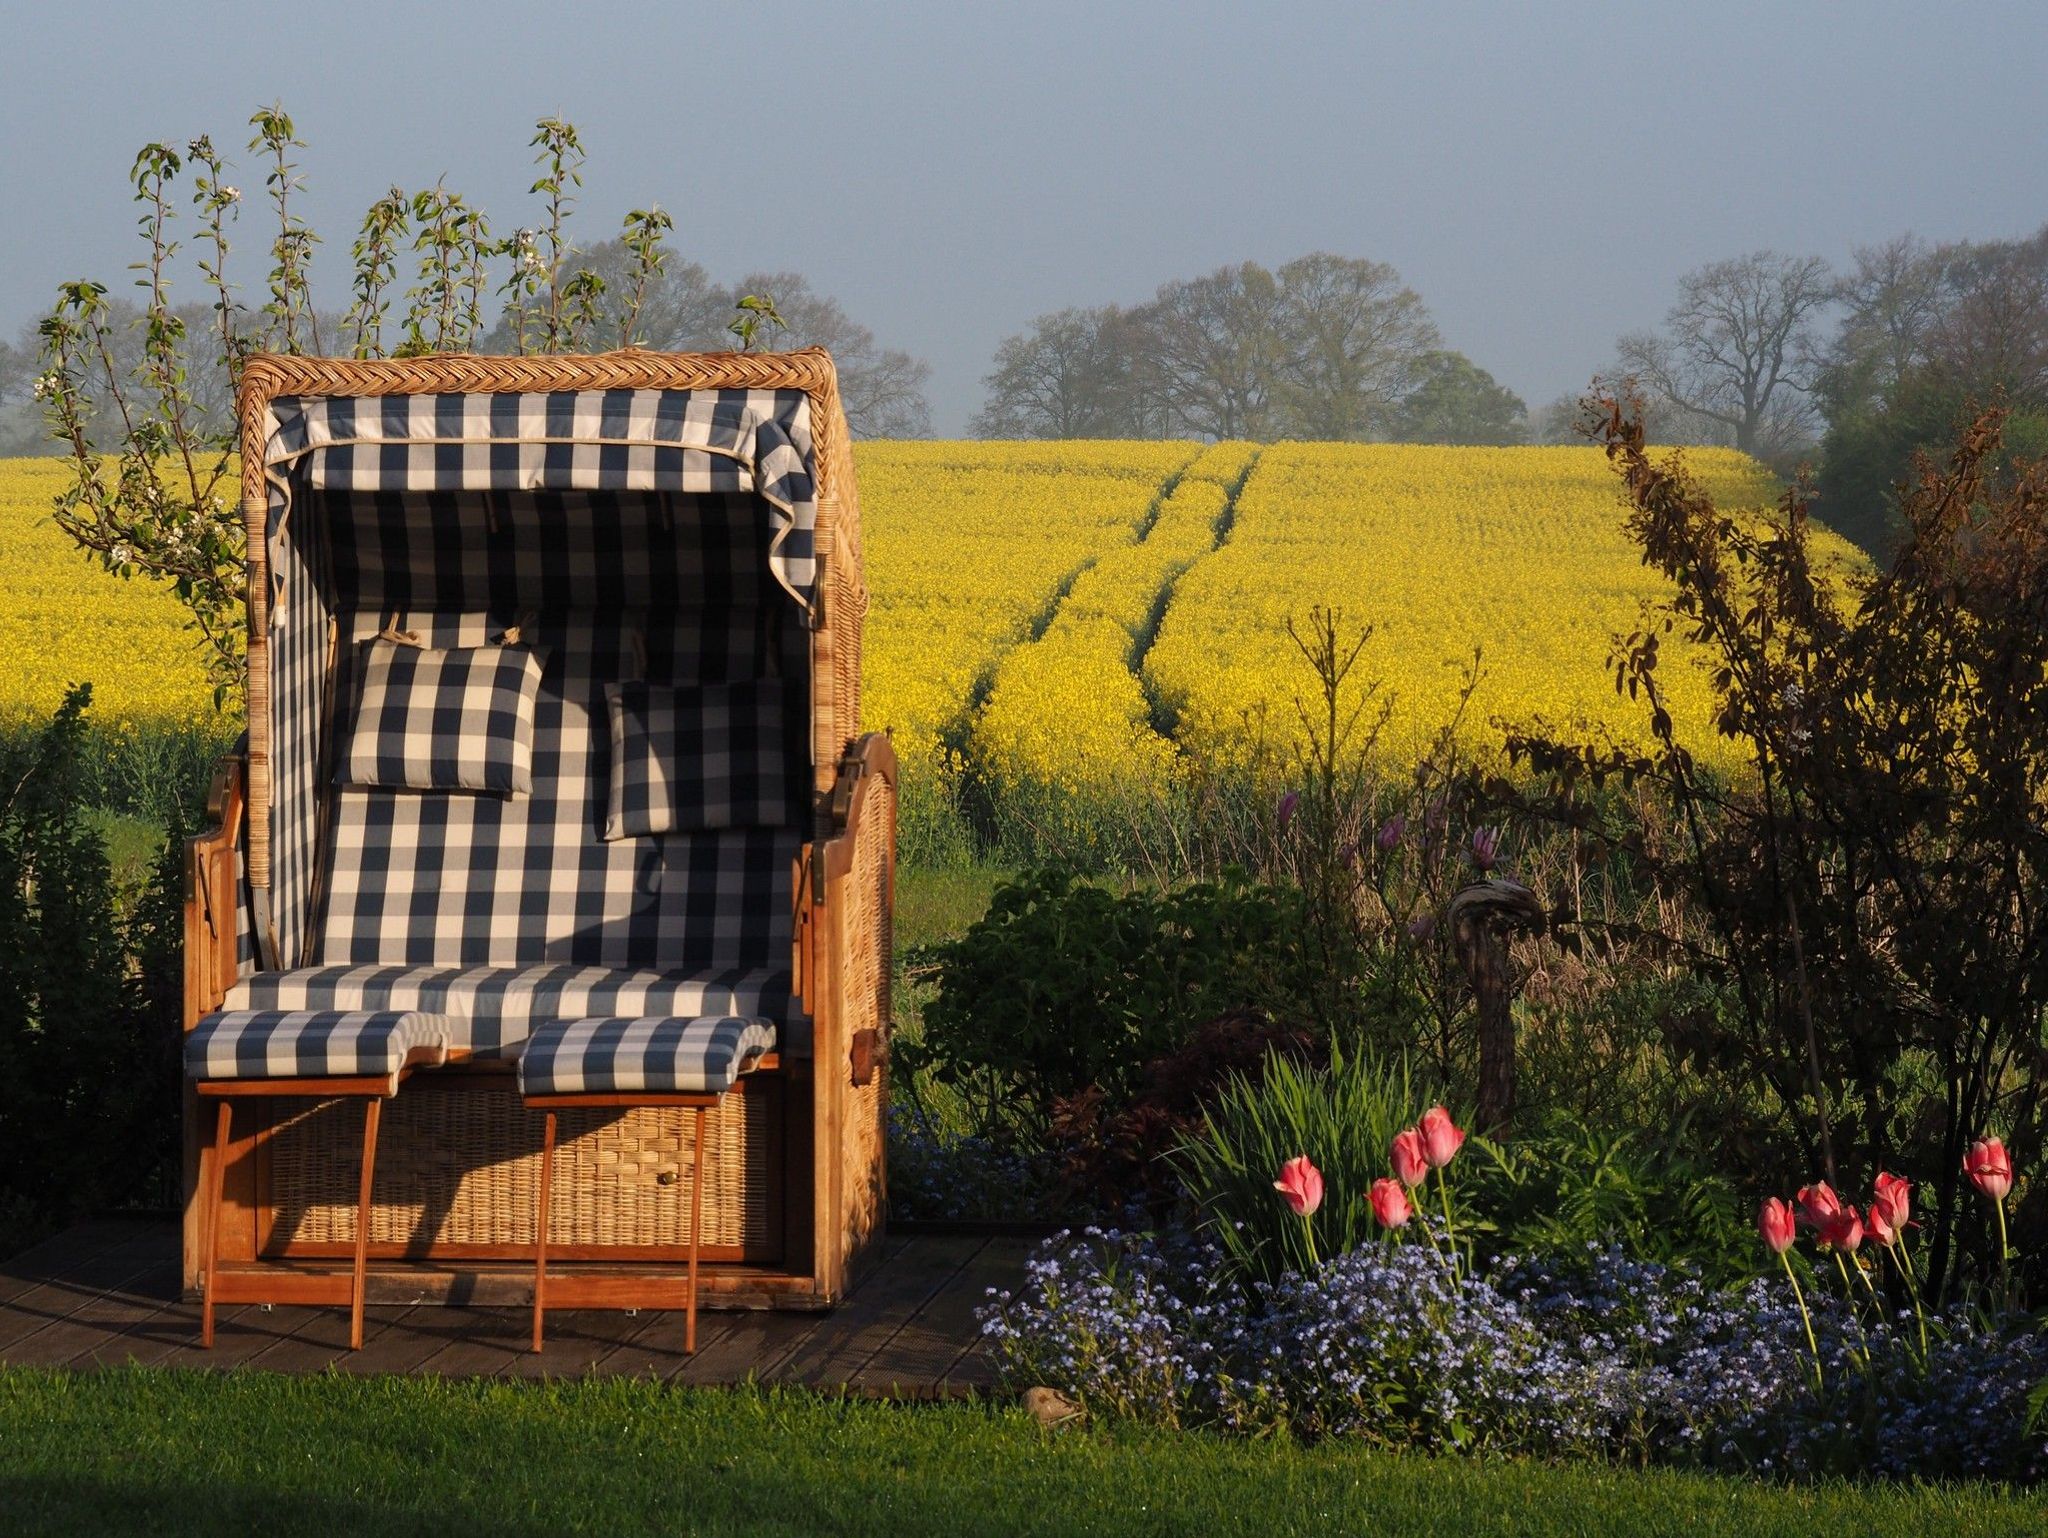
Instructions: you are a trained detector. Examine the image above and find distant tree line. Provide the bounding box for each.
[0,245,932,452]
[972,253,1529,445]
[1563,229,2048,549]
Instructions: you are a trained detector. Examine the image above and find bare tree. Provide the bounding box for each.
[476,246,932,437]
[1128,261,1290,439]
[1615,250,1835,455]
[1273,252,1439,439]
[1824,234,1952,412]
[971,306,1138,438]
[1926,225,2048,404]
[733,270,932,438]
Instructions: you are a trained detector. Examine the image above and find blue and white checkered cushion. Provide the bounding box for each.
[222,963,791,1058]
[185,1009,450,1091]
[518,1015,777,1096]
[338,638,546,794]
[602,679,790,841]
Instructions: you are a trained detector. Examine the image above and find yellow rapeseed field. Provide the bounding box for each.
[0,458,219,726]
[0,441,1867,792]
[1144,443,1866,773]
[854,440,1197,766]
[969,442,1258,795]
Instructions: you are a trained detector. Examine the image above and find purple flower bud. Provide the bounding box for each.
[1276,790,1300,834]
[1407,912,1436,943]
[1375,815,1405,851]
[1471,826,1501,872]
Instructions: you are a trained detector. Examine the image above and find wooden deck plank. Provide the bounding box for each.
[152,1306,325,1370]
[332,1307,451,1377]
[0,1221,1007,1394]
[776,1235,985,1388]
[240,1299,416,1374]
[1,1260,182,1369]
[852,1237,1028,1396]
[668,1304,828,1386]
[0,1227,177,1353]
[505,1307,668,1379]
[0,1221,143,1307]
[113,1301,253,1367]
[406,1308,530,1377]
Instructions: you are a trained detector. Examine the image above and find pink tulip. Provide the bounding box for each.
[1375,815,1405,851]
[1369,1177,1412,1229]
[1758,1197,1797,1256]
[1273,1155,1324,1217]
[1795,1181,1842,1231]
[1817,1203,1864,1254]
[1391,1128,1429,1188]
[1276,791,1301,834]
[1416,1106,1465,1170]
[1964,1137,2013,1202]
[1470,826,1501,871]
[1869,1172,1911,1247]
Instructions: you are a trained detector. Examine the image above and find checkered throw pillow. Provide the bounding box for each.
[339,639,546,794]
[603,679,789,840]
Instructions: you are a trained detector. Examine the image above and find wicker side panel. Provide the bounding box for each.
[263,1081,780,1255]
[839,774,894,1258]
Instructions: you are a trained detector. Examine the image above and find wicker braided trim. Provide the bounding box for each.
[235,347,864,893]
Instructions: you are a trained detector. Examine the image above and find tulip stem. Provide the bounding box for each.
[1435,1167,1459,1271]
[1833,1250,1871,1364]
[1890,1236,1928,1358]
[1994,1196,2011,1312]
[1302,1214,1319,1271]
[1781,1252,1822,1392]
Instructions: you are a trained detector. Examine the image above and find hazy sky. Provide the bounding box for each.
[4,1,2044,434]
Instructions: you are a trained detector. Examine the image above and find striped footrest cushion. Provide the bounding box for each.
[186,1010,451,1093]
[518,1016,777,1097]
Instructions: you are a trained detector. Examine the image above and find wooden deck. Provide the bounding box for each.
[0,1220,1029,1394]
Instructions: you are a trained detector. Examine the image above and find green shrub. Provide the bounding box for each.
[1172,1045,1429,1284]
[904,868,1315,1143]
[1461,1117,1755,1286]
[0,686,186,1243]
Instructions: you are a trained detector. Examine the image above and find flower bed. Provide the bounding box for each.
[980,1227,2048,1482]
[981,1115,2047,1483]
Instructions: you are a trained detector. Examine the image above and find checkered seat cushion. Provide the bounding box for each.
[222,963,791,1058]
[518,1016,778,1097]
[186,1010,451,1093]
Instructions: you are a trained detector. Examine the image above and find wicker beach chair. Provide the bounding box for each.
[183,350,895,1345]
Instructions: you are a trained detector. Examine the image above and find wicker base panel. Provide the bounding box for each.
[255,1075,784,1261]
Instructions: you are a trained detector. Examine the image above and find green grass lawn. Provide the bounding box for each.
[0,1369,2031,1538]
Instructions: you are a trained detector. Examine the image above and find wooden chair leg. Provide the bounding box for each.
[201,1098,232,1349]
[686,1104,707,1354]
[351,1096,383,1351]
[532,1110,557,1354]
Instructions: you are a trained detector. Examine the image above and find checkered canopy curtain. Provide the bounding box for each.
[254,386,820,972]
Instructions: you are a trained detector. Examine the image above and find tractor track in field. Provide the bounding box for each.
[1134,446,1263,741]
[948,446,1204,737]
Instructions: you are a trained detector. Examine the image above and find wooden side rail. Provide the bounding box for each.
[181,754,244,1294]
[798,732,898,1299]
[183,755,246,1032]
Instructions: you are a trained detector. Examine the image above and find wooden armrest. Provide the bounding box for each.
[815,732,898,887]
[183,755,246,1031]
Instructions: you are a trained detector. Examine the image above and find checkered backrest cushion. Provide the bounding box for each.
[338,638,546,794]
[603,680,789,841]
[311,609,805,970]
